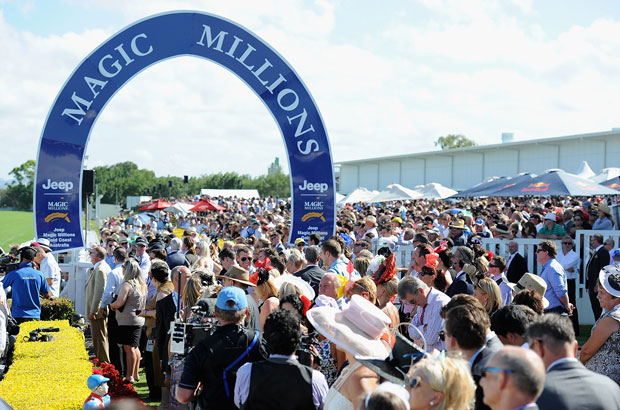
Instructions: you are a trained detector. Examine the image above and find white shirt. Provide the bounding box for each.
[492,272,513,306]
[100,266,124,308]
[408,288,451,352]
[40,253,61,297]
[557,249,580,280]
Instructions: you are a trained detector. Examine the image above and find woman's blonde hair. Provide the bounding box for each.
[122,258,147,294]
[257,278,279,300]
[353,257,371,276]
[415,356,476,410]
[183,274,204,310]
[378,276,399,298]
[278,282,303,302]
[475,278,502,315]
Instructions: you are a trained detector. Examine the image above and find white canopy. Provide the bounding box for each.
[415,182,458,199]
[164,202,194,216]
[575,161,596,180]
[199,189,260,199]
[370,183,423,202]
[592,167,620,183]
[338,187,380,204]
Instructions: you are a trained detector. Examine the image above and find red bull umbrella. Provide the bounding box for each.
[486,170,618,197]
[601,176,620,192]
[450,176,511,198]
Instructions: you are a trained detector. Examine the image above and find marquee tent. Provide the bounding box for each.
[592,167,620,183]
[338,187,380,204]
[600,176,620,191]
[485,170,618,197]
[189,200,225,212]
[138,200,172,211]
[450,176,511,198]
[164,202,194,216]
[575,160,596,180]
[415,183,458,199]
[370,183,422,202]
[199,189,260,199]
[485,173,536,196]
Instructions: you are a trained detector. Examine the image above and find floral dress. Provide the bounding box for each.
[317,340,339,387]
[585,306,620,384]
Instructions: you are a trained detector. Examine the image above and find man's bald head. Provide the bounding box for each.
[171,266,191,293]
[319,273,339,299]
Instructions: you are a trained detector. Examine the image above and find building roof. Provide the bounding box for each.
[336,129,620,165]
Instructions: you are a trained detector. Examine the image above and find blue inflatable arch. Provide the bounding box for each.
[34,11,336,250]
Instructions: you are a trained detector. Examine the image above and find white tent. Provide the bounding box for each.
[592,167,620,183]
[338,187,380,204]
[415,182,458,199]
[199,189,260,199]
[575,160,596,180]
[164,202,194,216]
[370,183,422,202]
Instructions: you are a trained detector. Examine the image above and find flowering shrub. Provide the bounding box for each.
[0,320,92,409]
[92,359,140,401]
[40,297,75,321]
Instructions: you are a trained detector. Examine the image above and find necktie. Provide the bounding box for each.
[420,305,427,325]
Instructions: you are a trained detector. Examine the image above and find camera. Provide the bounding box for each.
[297,331,321,368]
[24,327,60,342]
[169,298,217,356]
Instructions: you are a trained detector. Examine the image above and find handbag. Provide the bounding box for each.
[111,293,125,313]
[0,305,19,336]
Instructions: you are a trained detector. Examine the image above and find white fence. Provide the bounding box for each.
[373,230,620,325]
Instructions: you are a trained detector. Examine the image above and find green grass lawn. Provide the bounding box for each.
[0,211,34,252]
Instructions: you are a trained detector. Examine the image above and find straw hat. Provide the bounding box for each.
[307,295,391,359]
[216,266,256,287]
[507,273,549,308]
[597,203,612,217]
[449,219,465,229]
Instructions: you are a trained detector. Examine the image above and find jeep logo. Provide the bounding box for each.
[42,179,73,191]
[298,180,328,193]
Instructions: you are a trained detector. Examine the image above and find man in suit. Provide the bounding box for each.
[506,241,527,283]
[525,314,620,410]
[166,237,189,271]
[294,246,325,295]
[445,303,500,410]
[480,346,546,410]
[446,246,474,297]
[85,246,111,363]
[586,234,609,320]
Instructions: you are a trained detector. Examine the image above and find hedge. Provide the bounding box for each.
[0,320,92,409]
[40,298,75,321]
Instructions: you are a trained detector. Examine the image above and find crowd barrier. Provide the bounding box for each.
[372,230,620,325]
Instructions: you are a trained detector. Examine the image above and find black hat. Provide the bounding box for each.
[147,242,165,252]
[356,333,426,384]
[20,246,38,261]
[135,237,148,246]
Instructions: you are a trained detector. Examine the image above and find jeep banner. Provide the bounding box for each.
[34,11,336,251]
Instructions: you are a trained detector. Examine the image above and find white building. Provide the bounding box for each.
[336,129,620,194]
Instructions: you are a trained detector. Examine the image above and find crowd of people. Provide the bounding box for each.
[2,194,620,409]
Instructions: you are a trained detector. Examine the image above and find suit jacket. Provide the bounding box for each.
[85,261,111,317]
[156,293,177,370]
[471,346,497,410]
[506,252,527,283]
[537,360,620,410]
[294,265,325,295]
[446,273,473,298]
[166,251,189,270]
[586,247,610,289]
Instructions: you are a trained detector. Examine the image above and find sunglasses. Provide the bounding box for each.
[296,243,305,247]
[488,264,500,268]
[536,249,547,253]
[481,367,514,378]
[404,375,424,389]
[562,242,572,245]
[239,257,252,262]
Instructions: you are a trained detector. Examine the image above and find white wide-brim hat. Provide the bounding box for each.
[307,295,391,359]
[273,274,315,300]
[599,265,620,298]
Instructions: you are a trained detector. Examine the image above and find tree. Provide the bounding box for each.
[434,134,477,150]
[2,159,35,209]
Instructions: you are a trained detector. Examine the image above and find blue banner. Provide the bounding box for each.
[35,11,336,250]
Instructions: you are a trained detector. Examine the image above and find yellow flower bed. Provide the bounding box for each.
[0,320,92,410]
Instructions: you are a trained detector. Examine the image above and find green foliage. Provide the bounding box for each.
[93,162,291,205]
[0,211,34,252]
[40,297,75,321]
[1,159,35,209]
[434,134,477,150]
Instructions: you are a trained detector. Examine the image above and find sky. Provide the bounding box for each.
[2,0,620,182]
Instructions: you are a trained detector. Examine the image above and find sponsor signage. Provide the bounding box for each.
[35,11,336,250]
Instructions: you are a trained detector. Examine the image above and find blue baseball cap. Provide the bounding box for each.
[474,218,485,226]
[216,287,248,311]
[613,249,620,259]
[87,374,109,390]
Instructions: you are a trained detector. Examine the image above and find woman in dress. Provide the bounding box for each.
[307,295,392,410]
[254,268,280,330]
[580,265,620,384]
[369,253,400,329]
[110,258,147,383]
